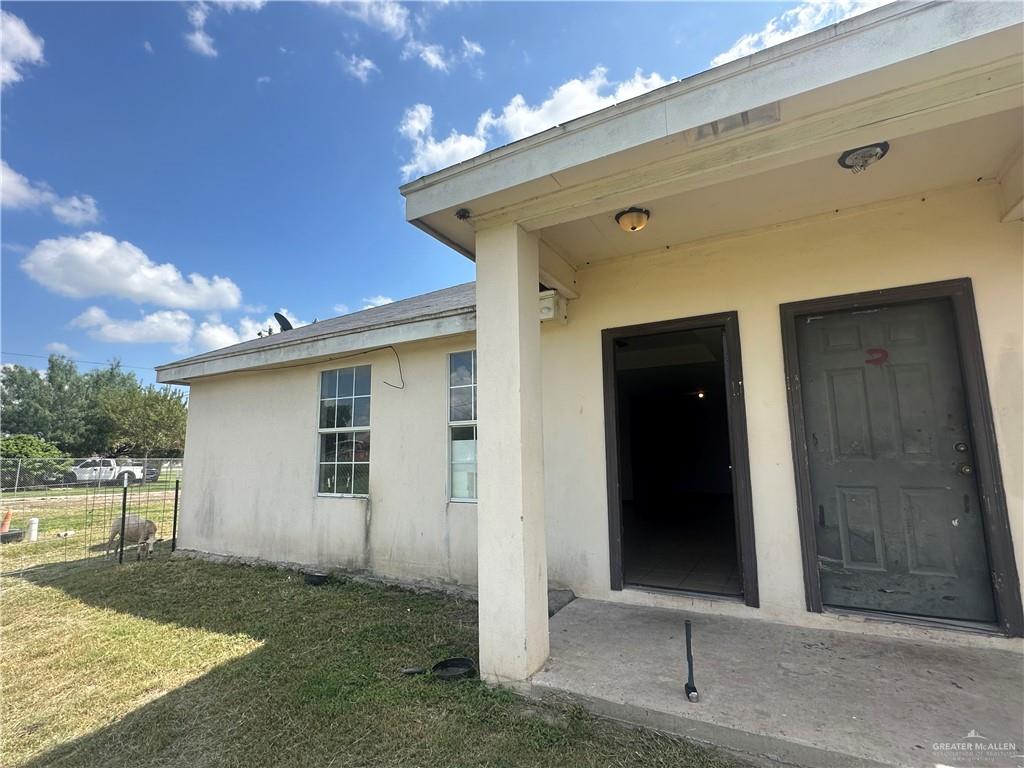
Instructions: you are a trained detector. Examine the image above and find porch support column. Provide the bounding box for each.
[475,222,549,683]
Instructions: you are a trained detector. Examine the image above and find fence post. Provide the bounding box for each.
[171,479,180,552]
[118,473,128,564]
[13,459,21,495]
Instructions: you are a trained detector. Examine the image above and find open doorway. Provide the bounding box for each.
[603,313,757,604]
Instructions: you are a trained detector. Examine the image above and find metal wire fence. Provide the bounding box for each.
[0,457,182,577]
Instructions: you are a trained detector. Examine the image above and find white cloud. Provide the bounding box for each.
[340,53,379,83]
[185,3,218,57]
[399,103,488,180]
[402,39,449,72]
[193,308,307,352]
[22,232,242,310]
[256,75,271,84]
[0,11,44,89]
[333,303,351,315]
[341,0,410,39]
[71,307,195,348]
[185,0,265,57]
[51,195,100,226]
[144,40,154,54]
[362,295,393,309]
[193,320,242,351]
[1,159,54,209]
[399,67,673,179]
[45,342,78,357]
[461,37,484,60]
[710,0,890,67]
[1,160,101,226]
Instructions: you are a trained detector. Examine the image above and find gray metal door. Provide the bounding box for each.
[796,299,996,622]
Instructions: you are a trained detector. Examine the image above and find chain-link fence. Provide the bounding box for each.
[0,457,182,576]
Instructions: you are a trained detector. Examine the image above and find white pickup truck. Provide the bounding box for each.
[65,458,157,485]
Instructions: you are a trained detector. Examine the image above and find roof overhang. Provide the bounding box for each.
[156,310,475,385]
[400,1,1024,263]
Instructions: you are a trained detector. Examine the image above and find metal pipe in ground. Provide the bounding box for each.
[171,479,180,552]
[118,473,128,564]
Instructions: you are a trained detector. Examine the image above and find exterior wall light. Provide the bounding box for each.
[838,142,889,173]
[615,207,651,232]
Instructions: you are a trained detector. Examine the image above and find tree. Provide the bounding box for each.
[102,385,188,457]
[0,355,186,456]
[0,434,65,459]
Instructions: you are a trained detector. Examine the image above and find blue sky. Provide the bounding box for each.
[1,1,883,383]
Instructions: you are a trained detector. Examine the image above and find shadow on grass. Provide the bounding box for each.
[6,558,742,768]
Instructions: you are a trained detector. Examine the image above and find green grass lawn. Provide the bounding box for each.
[1,558,744,768]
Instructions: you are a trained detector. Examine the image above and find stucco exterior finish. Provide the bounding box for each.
[540,183,1023,629]
[179,335,479,587]
[178,183,1021,643]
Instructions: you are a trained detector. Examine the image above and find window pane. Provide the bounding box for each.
[352,396,370,427]
[450,351,473,386]
[336,464,353,495]
[353,431,370,462]
[320,433,337,463]
[451,463,477,500]
[319,400,336,429]
[318,464,336,494]
[320,370,337,399]
[449,387,472,421]
[353,365,371,396]
[451,426,476,463]
[337,433,355,461]
[338,367,355,397]
[352,464,369,495]
[336,398,353,428]
[472,385,478,421]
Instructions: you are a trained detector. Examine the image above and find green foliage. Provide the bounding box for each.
[102,385,188,456]
[0,434,65,459]
[0,356,186,457]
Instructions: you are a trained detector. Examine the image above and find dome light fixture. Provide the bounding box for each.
[838,142,889,173]
[615,207,651,232]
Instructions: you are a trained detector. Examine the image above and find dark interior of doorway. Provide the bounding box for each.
[615,327,741,596]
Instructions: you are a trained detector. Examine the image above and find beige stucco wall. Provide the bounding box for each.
[541,182,1023,628]
[179,334,478,587]
[180,182,1021,637]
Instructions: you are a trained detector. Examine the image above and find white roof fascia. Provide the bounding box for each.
[156,311,475,385]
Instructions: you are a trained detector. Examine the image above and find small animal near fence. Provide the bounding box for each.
[0,457,182,576]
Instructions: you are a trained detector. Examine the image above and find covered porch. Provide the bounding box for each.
[401,1,1024,686]
[532,598,1024,768]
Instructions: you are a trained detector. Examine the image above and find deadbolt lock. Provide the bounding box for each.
[958,464,974,476]
[954,442,968,453]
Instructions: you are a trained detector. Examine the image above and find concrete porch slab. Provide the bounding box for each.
[529,599,1024,768]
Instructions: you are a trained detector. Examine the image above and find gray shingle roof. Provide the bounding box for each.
[156,282,475,371]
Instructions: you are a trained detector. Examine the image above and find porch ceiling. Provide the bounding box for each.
[543,107,1023,268]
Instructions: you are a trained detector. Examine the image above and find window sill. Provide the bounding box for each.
[316,493,369,499]
[449,498,477,504]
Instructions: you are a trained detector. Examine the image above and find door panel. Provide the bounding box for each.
[796,299,996,623]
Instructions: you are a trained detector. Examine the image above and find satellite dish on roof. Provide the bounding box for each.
[274,312,294,332]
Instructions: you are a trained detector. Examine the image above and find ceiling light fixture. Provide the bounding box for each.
[838,142,889,173]
[615,207,650,232]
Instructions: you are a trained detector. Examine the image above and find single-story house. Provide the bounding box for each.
[158,1,1024,685]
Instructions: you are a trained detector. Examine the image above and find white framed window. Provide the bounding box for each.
[318,365,371,496]
[448,350,477,501]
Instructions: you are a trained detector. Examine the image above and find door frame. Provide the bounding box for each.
[602,311,759,607]
[780,278,1023,636]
